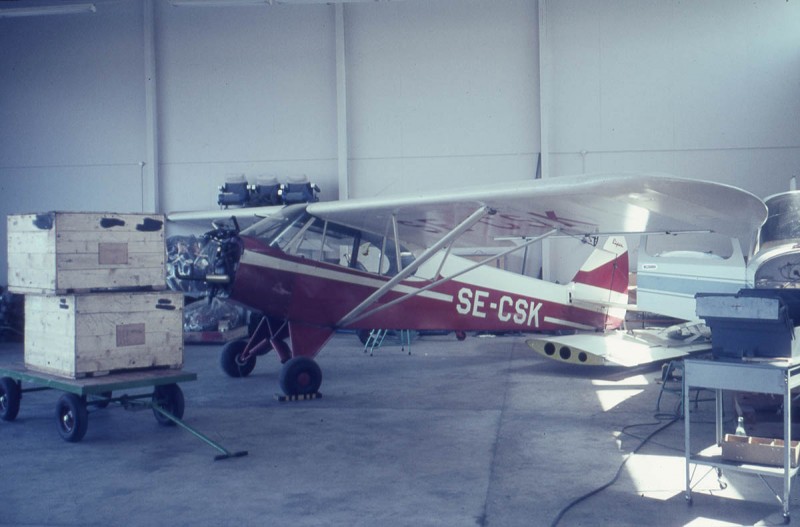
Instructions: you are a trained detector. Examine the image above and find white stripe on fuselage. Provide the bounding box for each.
[240,249,611,330]
[240,250,453,302]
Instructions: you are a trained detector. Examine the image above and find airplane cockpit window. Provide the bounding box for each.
[317,224,393,274]
[244,208,406,275]
[284,217,324,258]
[265,213,391,274]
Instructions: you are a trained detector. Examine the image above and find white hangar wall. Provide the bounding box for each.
[545,0,800,197]
[158,0,540,209]
[156,2,338,214]
[346,0,540,197]
[0,0,147,212]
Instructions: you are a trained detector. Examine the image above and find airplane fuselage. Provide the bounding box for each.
[229,236,621,339]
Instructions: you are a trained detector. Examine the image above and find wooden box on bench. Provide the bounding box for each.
[8,212,166,294]
[24,291,183,378]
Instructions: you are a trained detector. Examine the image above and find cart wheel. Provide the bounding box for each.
[220,339,256,378]
[0,377,21,422]
[56,393,88,442]
[152,384,185,426]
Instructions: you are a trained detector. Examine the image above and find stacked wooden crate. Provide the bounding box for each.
[7,212,183,378]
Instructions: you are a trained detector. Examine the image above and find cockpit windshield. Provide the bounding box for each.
[241,205,409,276]
[240,205,307,243]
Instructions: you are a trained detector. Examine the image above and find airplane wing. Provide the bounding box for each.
[526,324,712,367]
[167,205,284,230]
[307,173,767,254]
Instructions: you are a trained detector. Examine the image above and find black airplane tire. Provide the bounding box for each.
[0,377,21,422]
[220,339,257,378]
[55,393,88,442]
[152,384,185,426]
[279,357,322,396]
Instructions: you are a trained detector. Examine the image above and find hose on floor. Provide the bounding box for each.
[548,416,680,527]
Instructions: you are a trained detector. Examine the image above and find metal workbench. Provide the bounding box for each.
[684,358,800,523]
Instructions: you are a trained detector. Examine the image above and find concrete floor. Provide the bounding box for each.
[0,332,797,527]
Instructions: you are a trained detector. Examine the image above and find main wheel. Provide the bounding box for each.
[56,393,88,442]
[220,339,256,378]
[279,356,322,396]
[0,377,21,421]
[152,384,185,426]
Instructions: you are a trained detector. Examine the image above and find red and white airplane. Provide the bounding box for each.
[171,173,766,396]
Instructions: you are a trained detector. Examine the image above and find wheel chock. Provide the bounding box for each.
[274,392,322,402]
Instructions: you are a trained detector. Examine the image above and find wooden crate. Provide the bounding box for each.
[24,291,183,378]
[8,212,166,294]
[722,433,800,467]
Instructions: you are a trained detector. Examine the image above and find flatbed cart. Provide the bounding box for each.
[0,364,247,461]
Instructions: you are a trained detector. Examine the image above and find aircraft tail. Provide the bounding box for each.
[569,236,629,329]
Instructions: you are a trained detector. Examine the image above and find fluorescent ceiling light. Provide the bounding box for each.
[0,3,97,18]
[170,0,398,5]
[170,0,270,6]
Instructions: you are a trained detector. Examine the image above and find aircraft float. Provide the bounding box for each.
[170,173,767,396]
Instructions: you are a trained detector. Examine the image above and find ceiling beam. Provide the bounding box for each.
[0,3,96,18]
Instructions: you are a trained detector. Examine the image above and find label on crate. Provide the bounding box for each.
[98,242,129,265]
[116,323,146,347]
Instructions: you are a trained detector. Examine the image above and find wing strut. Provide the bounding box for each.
[336,205,492,328]
[392,213,402,274]
[341,228,559,327]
